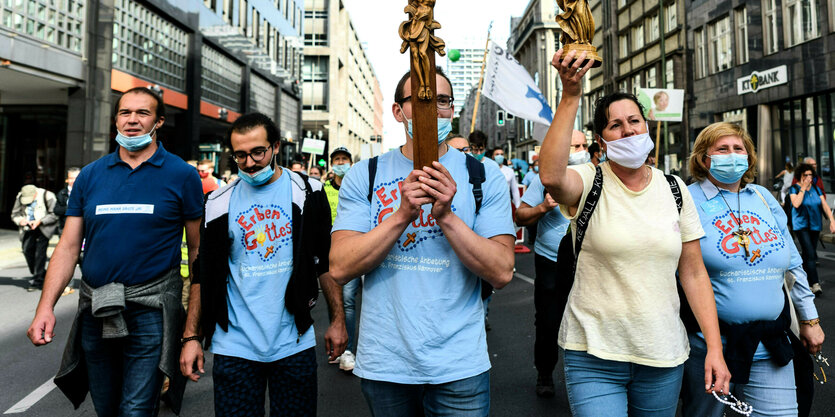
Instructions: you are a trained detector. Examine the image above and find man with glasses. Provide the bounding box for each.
[329,67,515,415]
[179,113,347,415]
[27,87,204,416]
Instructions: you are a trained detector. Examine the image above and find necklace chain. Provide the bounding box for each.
[717,187,743,228]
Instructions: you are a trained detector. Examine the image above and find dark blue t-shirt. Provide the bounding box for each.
[66,144,204,287]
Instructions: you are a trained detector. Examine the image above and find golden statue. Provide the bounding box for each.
[555,0,602,67]
[399,0,446,100]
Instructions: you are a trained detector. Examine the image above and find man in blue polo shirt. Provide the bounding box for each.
[27,87,203,416]
[329,68,515,415]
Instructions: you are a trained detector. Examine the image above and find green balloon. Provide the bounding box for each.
[449,49,461,62]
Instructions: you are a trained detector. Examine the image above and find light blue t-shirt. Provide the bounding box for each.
[789,184,824,231]
[522,170,538,186]
[333,147,515,384]
[211,169,316,362]
[520,175,569,261]
[688,180,816,359]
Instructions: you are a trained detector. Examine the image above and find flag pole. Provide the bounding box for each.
[469,22,493,134]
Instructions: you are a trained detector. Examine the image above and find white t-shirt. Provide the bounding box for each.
[558,162,705,367]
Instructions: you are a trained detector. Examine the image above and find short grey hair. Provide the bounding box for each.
[803,157,816,164]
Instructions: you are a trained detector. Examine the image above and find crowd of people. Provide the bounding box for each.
[15,48,832,417]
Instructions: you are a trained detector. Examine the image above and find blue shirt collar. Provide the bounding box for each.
[698,178,753,200]
[107,142,168,168]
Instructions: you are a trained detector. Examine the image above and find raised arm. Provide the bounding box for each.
[820,195,835,234]
[540,50,594,214]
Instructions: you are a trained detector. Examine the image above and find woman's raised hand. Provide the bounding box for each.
[551,49,595,98]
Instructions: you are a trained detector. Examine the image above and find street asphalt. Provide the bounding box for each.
[0,230,833,416]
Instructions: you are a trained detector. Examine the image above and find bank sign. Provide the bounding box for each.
[737,65,788,95]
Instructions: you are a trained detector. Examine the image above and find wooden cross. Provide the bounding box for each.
[399,0,446,169]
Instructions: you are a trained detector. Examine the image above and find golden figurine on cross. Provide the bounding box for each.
[398,0,446,169]
[555,0,602,67]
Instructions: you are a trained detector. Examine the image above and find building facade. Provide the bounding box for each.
[586,0,688,174]
[457,85,516,153]
[687,0,835,190]
[302,0,383,164]
[0,0,304,227]
[445,47,484,118]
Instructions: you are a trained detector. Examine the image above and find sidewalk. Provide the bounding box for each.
[0,229,59,270]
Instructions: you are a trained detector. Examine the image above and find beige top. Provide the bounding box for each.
[558,162,705,367]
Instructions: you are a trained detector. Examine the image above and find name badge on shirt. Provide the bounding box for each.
[95,204,155,215]
[700,199,724,215]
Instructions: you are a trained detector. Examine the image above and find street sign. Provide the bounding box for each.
[302,138,326,155]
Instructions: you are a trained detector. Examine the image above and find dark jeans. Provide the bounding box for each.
[213,348,317,417]
[21,230,49,287]
[795,229,821,285]
[534,253,568,375]
[360,371,490,417]
[80,303,164,417]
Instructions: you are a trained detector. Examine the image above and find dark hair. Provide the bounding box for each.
[468,130,488,147]
[115,87,166,121]
[226,113,280,149]
[489,147,504,158]
[592,92,646,138]
[290,160,304,168]
[394,66,454,103]
[588,142,600,155]
[309,166,324,176]
[795,163,817,179]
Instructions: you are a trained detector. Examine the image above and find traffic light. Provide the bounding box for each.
[497,110,505,126]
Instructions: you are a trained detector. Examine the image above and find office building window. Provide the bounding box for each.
[202,46,243,111]
[619,34,629,59]
[694,28,706,79]
[281,91,299,138]
[764,0,779,54]
[0,0,85,53]
[223,0,234,25]
[632,73,642,95]
[618,0,628,8]
[785,0,820,46]
[302,56,328,111]
[238,0,247,34]
[112,0,187,91]
[648,14,659,42]
[736,7,749,64]
[665,2,677,31]
[665,59,674,88]
[708,16,732,74]
[250,74,277,117]
[647,66,657,88]
[633,23,645,51]
[619,79,628,93]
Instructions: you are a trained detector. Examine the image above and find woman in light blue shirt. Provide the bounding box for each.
[682,122,825,417]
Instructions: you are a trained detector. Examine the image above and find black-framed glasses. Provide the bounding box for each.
[454,146,471,152]
[399,95,454,110]
[232,146,272,164]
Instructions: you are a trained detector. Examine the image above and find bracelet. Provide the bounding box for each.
[181,335,203,346]
[801,318,821,327]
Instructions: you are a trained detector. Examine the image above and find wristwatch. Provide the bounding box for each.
[181,335,203,346]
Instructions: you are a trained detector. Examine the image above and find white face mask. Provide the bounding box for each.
[600,124,653,169]
[568,150,591,166]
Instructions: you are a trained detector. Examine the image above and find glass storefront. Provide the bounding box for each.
[771,92,835,191]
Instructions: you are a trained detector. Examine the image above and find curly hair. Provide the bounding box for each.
[688,122,758,186]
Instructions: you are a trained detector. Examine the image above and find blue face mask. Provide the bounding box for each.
[399,104,453,144]
[533,166,539,173]
[116,125,157,152]
[239,155,276,186]
[333,163,351,177]
[494,155,505,165]
[709,153,749,184]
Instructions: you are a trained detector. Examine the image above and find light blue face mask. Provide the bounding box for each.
[116,125,157,152]
[494,155,505,165]
[399,104,453,144]
[708,153,749,184]
[239,155,276,186]
[333,163,351,177]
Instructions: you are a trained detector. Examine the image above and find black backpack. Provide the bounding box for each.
[553,166,684,319]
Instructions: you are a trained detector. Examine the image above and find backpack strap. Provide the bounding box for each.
[367,156,378,203]
[573,166,604,259]
[289,170,314,213]
[664,174,683,214]
[465,154,486,214]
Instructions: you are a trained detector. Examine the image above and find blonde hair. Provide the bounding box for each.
[689,122,758,186]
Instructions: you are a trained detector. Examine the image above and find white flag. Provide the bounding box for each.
[482,42,552,139]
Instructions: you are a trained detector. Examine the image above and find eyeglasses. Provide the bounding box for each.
[454,147,471,152]
[232,147,272,164]
[570,144,589,151]
[399,95,454,110]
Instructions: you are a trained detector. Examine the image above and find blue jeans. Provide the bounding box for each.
[563,350,684,417]
[360,371,490,417]
[681,334,797,417]
[343,277,362,352]
[794,229,820,285]
[213,348,317,417]
[80,303,164,417]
